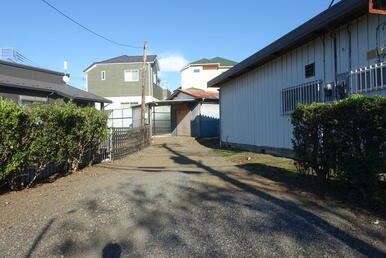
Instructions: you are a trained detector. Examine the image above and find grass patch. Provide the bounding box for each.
[213,148,297,172]
[214,147,386,217]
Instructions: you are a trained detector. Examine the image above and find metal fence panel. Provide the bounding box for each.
[110,126,151,160]
[350,63,386,94]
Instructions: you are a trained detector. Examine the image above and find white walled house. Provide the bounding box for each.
[209,0,386,156]
[181,57,237,91]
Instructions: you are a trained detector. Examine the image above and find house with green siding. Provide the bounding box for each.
[84,55,170,110]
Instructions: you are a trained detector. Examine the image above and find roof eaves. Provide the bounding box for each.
[72,95,112,103]
[0,79,112,103]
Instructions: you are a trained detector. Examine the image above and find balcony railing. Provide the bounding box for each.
[350,63,386,94]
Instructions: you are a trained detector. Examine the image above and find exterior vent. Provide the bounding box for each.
[369,0,386,14]
[305,63,315,78]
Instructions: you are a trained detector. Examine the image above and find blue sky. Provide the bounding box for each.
[1,0,339,91]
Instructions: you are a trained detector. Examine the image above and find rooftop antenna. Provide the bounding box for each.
[63,61,70,83]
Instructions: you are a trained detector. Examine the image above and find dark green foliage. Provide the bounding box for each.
[0,99,32,186]
[291,94,386,196]
[0,100,107,188]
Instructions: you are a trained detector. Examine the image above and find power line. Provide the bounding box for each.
[15,52,39,66]
[328,0,335,8]
[40,0,142,49]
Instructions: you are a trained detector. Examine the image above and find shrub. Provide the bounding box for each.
[291,94,386,196]
[57,103,108,172]
[0,99,32,186]
[0,99,108,188]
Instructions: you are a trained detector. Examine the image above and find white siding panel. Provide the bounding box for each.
[338,26,349,74]
[351,19,359,69]
[220,13,385,150]
[201,103,219,118]
[221,57,294,149]
[357,15,369,67]
[315,38,324,80]
[323,35,332,82]
[368,14,379,65]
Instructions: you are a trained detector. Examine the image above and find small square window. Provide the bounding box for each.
[124,69,139,82]
[193,69,200,73]
[305,63,315,78]
[101,71,106,80]
[20,96,47,105]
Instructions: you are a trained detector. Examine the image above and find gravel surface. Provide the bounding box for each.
[0,137,385,258]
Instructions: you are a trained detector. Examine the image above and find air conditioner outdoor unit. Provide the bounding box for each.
[369,0,386,14]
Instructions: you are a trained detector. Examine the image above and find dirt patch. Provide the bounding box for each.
[212,146,386,220]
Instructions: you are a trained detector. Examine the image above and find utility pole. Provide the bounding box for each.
[141,41,148,128]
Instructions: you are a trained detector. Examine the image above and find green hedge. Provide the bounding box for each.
[0,99,107,188]
[291,94,386,196]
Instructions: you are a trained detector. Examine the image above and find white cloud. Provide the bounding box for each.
[158,53,188,72]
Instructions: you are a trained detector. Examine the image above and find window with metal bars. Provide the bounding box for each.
[281,80,322,114]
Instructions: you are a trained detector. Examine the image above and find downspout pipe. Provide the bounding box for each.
[333,33,338,81]
[347,24,352,71]
[199,99,203,138]
[218,89,222,148]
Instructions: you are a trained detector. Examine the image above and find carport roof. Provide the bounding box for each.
[132,99,197,108]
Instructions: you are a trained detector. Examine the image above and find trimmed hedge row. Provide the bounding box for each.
[0,99,108,188]
[291,94,386,196]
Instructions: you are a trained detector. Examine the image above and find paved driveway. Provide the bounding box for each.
[0,137,385,257]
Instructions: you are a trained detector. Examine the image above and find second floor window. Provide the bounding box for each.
[124,69,139,82]
[194,69,200,73]
[101,71,106,80]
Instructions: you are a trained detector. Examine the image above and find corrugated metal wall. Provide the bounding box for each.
[221,13,386,149]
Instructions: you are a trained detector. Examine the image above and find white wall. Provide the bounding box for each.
[201,103,219,119]
[220,13,386,150]
[181,66,229,91]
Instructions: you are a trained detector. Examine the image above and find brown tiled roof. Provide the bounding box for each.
[168,89,219,100]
